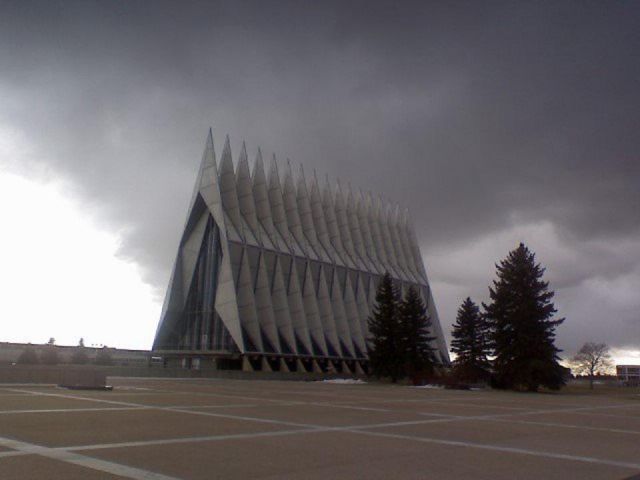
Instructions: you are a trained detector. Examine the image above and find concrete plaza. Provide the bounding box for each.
[0,378,639,479]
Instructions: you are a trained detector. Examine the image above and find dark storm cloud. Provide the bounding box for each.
[1,0,638,353]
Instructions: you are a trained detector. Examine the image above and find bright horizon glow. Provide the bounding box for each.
[611,349,640,366]
[0,169,160,350]
[0,168,637,364]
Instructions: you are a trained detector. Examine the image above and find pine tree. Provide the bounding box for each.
[41,345,60,365]
[367,273,404,382]
[483,243,565,391]
[17,346,39,365]
[400,286,438,377]
[95,347,114,366]
[451,297,491,382]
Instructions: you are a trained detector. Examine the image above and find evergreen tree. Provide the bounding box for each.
[41,346,60,365]
[17,346,39,365]
[483,243,565,391]
[451,297,491,382]
[367,273,404,382]
[71,338,89,364]
[71,348,89,364]
[400,287,438,377]
[95,347,114,366]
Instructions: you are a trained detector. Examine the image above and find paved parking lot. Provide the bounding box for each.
[1,378,639,479]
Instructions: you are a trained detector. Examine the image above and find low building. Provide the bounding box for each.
[616,365,640,386]
[0,342,150,367]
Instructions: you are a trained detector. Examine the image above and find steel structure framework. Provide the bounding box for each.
[153,130,449,373]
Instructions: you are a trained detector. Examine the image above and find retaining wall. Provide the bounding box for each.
[0,365,357,384]
[0,365,106,386]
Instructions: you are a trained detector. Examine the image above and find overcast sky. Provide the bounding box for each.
[0,1,638,362]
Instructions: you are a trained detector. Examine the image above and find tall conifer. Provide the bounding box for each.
[483,243,565,391]
[400,286,438,377]
[367,273,404,382]
[451,297,490,382]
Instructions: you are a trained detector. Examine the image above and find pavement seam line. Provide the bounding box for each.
[6,388,326,430]
[0,406,149,415]
[483,417,640,436]
[63,428,326,452]
[345,428,640,471]
[0,435,182,480]
[7,385,640,474]
[8,387,639,433]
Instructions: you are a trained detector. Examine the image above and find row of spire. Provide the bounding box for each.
[155,129,448,365]
[214,133,429,286]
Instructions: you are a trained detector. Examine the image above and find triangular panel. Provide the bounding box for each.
[236,142,261,244]
[231,244,263,351]
[354,272,371,345]
[219,136,244,240]
[269,254,297,353]
[328,267,355,358]
[335,181,362,270]
[343,273,366,358]
[253,251,281,352]
[252,150,279,249]
[298,259,328,356]
[297,165,329,262]
[281,254,313,355]
[316,264,341,356]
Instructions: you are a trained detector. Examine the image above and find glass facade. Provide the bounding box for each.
[170,215,238,353]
